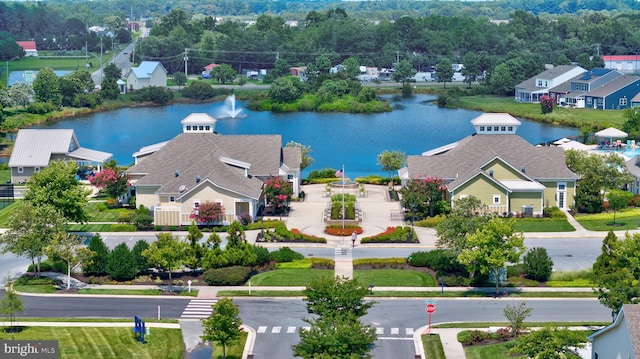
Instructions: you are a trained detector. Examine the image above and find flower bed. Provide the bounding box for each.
[361,226,418,243]
[325,225,363,236]
[256,225,326,243]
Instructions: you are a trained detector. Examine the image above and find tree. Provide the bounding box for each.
[461,51,480,88]
[540,94,554,114]
[201,298,243,359]
[7,82,34,107]
[192,201,225,225]
[174,72,187,88]
[131,239,151,274]
[268,76,304,103]
[263,177,293,214]
[32,67,61,106]
[457,218,526,294]
[211,64,237,84]
[45,232,93,290]
[184,222,204,271]
[84,234,109,275]
[376,150,406,181]
[608,189,633,225]
[623,107,640,138]
[286,141,314,170]
[436,196,493,253]
[100,76,120,100]
[503,301,531,337]
[592,231,640,314]
[435,58,454,88]
[103,63,122,81]
[182,81,215,100]
[88,168,129,201]
[106,243,137,281]
[294,276,376,359]
[392,59,416,85]
[0,287,24,329]
[522,247,553,281]
[342,56,361,80]
[0,202,65,276]
[142,232,188,290]
[226,221,246,248]
[400,177,448,219]
[24,160,90,223]
[510,327,585,358]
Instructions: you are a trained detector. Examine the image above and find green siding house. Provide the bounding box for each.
[399,113,578,216]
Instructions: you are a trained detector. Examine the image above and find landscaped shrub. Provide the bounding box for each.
[106,243,137,281]
[308,168,340,180]
[257,224,326,243]
[408,250,467,277]
[543,206,566,219]
[310,257,334,269]
[203,266,252,286]
[246,219,285,230]
[361,226,417,243]
[523,247,554,281]
[353,257,406,268]
[83,234,109,275]
[27,102,57,114]
[27,260,67,274]
[109,223,137,232]
[131,240,151,274]
[270,247,304,263]
[325,225,363,236]
[415,215,445,228]
[253,246,271,266]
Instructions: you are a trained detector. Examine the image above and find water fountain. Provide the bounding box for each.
[219,94,244,119]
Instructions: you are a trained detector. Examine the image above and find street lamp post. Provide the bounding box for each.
[5,56,20,87]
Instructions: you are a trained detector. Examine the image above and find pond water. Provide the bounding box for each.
[34,95,579,178]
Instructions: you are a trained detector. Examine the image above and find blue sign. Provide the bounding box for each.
[133,316,146,343]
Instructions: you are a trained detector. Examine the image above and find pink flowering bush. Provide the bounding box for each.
[400,177,449,219]
[191,201,225,225]
[263,177,293,214]
[540,95,554,114]
[88,168,130,201]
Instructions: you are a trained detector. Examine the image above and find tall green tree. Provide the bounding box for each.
[303,276,374,317]
[201,298,243,359]
[131,239,151,274]
[268,76,304,103]
[184,222,204,271]
[103,63,122,81]
[0,202,65,275]
[226,221,246,248]
[142,232,188,290]
[106,242,137,281]
[392,59,417,84]
[461,52,481,88]
[458,218,526,294]
[286,141,314,170]
[45,232,94,290]
[84,234,109,275]
[24,160,90,223]
[607,190,633,225]
[100,77,120,100]
[503,301,531,337]
[510,327,585,358]
[32,67,61,105]
[436,196,493,253]
[210,64,237,84]
[435,58,454,88]
[376,150,406,181]
[0,287,24,329]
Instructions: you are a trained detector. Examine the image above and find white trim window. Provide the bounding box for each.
[493,195,501,205]
[34,167,40,173]
[169,196,175,203]
[620,98,627,106]
[17,167,24,173]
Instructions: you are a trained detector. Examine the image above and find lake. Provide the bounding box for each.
[35,95,579,178]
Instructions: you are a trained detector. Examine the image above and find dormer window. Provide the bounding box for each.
[186,125,192,131]
[479,126,485,131]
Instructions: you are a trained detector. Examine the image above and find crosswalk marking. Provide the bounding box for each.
[334,246,353,260]
[253,325,414,336]
[180,299,218,319]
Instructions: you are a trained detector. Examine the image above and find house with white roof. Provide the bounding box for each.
[8,129,113,184]
[126,61,167,90]
[514,65,586,103]
[126,113,301,226]
[399,113,579,215]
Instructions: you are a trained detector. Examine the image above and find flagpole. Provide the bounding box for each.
[342,164,345,230]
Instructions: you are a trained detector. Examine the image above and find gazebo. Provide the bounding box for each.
[595,127,628,148]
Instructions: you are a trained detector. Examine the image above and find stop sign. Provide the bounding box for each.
[426,303,436,314]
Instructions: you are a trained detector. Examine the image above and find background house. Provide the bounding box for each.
[514,65,586,103]
[16,40,37,57]
[8,129,112,184]
[602,55,640,74]
[126,61,167,90]
[127,113,301,226]
[588,304,640,359]
[549,68,622,108]
[399,113,578,216]
[583,75,640,110]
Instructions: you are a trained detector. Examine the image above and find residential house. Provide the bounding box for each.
[8,129,112,184]
[126,61,167,90]
[632,92,640,107]
[588,303,640,359]
[549,68,623,108]
[126,113,301,226]
[583,75,640,110]
[289,67,307,81]
[514,65,586,103]
[399,113,579,215]
[602,55,640,74]
[16,41,37,57]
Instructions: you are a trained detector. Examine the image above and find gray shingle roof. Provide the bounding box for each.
[515,65,584,92]
[127,132,287,199]
[407,134,578,190]
[586,75,640,98]
[624,304,640,355]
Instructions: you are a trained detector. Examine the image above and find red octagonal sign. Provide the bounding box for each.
[426,303,436,314]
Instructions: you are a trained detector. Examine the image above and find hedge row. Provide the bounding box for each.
[257,224,326,243]
[361,226,418,243]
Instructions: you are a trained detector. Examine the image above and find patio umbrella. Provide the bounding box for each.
[553,138,571,145]
[595,127,627,147]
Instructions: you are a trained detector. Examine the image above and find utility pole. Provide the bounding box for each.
[100,37,103,83]
[184,48,189,75]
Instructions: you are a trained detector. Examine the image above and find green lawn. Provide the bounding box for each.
[85,202,133,222]
[212,331,248,359]
[247,269,333,286]
[0,326,183,359]
[575,209,640,231]
[465,341,520,359]
[354,269,436,287]
[422,334,446,359]
[513,218,575,232]
[0,169,10,183]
